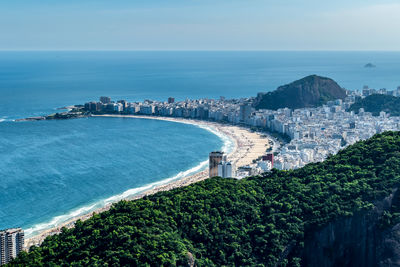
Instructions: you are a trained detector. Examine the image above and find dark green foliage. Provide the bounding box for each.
[254,75,347,110]
[348,94,400,116]
[378,188,400,229]
[11,132,400,266]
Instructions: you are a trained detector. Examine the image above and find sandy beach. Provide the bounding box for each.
[24,115,270,249]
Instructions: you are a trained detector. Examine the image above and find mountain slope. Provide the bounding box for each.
[348,94,400,116]
[11,132,400,266]
[255,75,347,110]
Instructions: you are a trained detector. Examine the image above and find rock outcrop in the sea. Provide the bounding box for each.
[254,75,347,110]
[300,189,400,267]
[365,63,376,68]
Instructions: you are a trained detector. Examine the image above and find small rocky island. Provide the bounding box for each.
[365,63,376,68]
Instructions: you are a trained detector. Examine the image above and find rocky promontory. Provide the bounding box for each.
[254,75,347,110]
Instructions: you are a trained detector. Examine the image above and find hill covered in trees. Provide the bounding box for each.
[11,132,400,266]
[348,94,400,116]
[254,75,347,110]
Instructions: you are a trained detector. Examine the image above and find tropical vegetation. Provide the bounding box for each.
[348,94,400,116]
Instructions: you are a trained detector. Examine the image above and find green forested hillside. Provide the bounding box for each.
[11,132,400,266]
[254,75,347,110]
[348,94,400,116]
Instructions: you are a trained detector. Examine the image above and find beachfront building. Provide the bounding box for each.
[262,153,274,168]
[209,151,225,177]
[239,103,253,123]
[99,96,111,104]
[139,105,155,115]
[257,160,272,172]
[0,228,24,265]
[217,161,233,178]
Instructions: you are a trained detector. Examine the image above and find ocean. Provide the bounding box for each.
[1,51,400,236]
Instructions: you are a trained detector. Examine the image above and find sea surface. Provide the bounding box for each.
[1,51,400,236]
[0,117,225,237]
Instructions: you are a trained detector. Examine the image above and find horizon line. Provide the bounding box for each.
[0,49,400,52]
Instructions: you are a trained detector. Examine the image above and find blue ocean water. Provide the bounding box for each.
[0,117,224,236]
[1,51,400,236]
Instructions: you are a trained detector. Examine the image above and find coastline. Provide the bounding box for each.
[24,115,270,249]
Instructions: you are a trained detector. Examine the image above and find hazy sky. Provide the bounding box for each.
[1,0,399,50]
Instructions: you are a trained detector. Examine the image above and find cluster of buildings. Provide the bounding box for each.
[208,151,275,179]
[85,84,400,118]
[209,152,233,178]
[361,85,400,97]
[83,96,254,123]
[85,85,400,173]
[84,96,128,113]
[0,228,24,265]
[233,153,274,179]
[260,92,400,170]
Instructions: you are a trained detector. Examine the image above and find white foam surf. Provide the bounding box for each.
[25,159,210,238]
[0,116,9,122]
[196,123,235,154]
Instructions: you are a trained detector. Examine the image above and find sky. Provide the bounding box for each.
[0,0,399,51]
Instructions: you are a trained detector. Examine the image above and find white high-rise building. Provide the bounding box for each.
[0,228,24,265]
[257,160,272,171]
[217,161,233,178]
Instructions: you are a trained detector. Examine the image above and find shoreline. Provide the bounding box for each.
[24,115,270,249]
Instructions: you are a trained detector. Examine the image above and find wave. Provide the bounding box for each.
[154,118,235,154]
[0,116,9,122]
[24,120,234,239]
[25,159,209,238]
[196,123,235,154]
